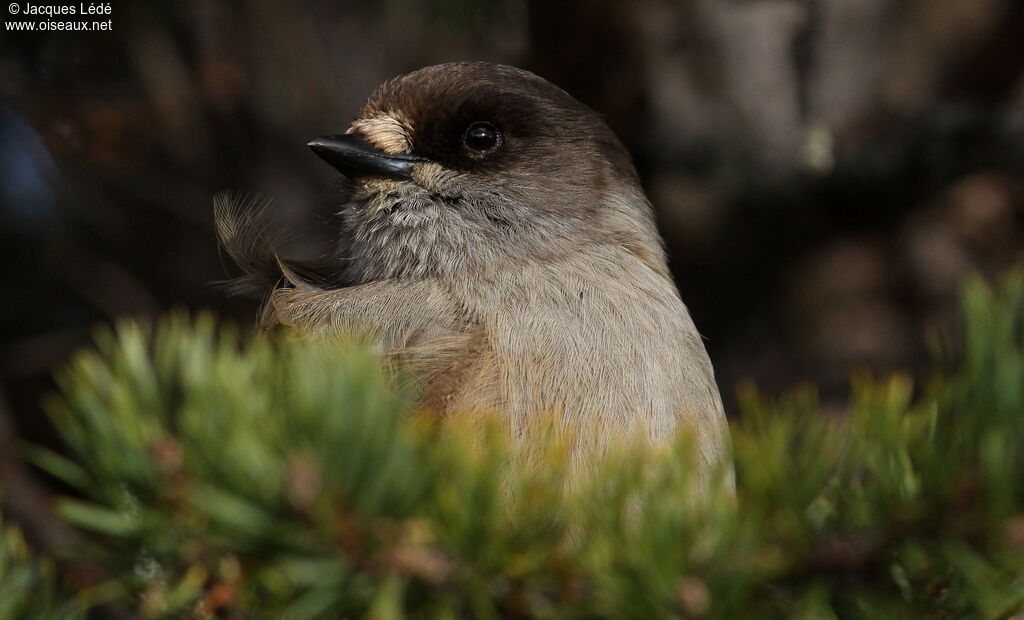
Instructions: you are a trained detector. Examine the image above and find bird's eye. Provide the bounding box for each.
[463,122,502,155]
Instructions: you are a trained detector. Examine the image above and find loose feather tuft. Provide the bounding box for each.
[213,191,346,296]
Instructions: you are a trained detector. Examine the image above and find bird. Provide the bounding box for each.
[215,62,732,496]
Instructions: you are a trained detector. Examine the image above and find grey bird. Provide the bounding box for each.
[216,62,732,495]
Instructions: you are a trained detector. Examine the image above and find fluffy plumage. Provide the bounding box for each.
[216,62,732,495]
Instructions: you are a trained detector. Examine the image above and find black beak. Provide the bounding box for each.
[307,134,423,181]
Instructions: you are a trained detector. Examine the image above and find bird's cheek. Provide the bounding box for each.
[355,179,404,214]
[359,178,404,197]
[411,162,459,195]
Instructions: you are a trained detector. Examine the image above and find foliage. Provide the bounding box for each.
[13,268,1024,618]
[0,517,80,620]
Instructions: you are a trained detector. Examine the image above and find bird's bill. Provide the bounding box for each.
[306,134,424,181]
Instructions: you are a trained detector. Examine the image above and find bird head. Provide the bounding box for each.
[308,62,665,282]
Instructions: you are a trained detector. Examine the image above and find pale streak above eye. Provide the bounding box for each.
[348,112,414,155]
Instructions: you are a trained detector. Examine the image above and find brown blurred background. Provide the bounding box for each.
[1,0,1023,456]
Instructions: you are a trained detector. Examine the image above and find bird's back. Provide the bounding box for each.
[420,242,730,484]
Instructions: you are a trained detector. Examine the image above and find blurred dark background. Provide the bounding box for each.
[1,0,1023,484]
